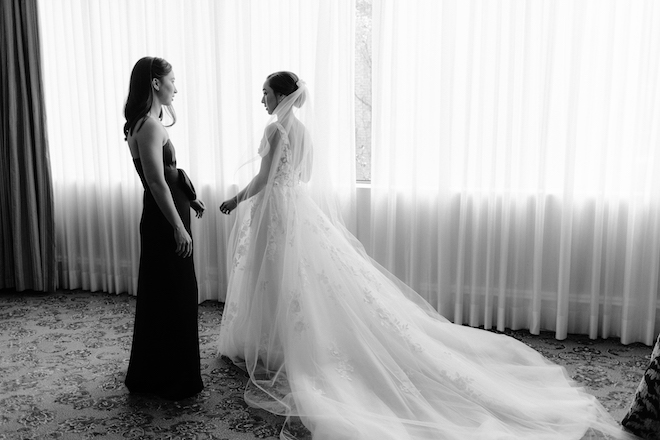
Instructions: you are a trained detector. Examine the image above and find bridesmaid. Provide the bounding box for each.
[123,56,205,400]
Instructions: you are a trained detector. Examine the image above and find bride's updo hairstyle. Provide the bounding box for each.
[267,71,306,108]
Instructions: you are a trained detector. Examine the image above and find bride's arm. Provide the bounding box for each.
[236,147,275,201]
[220,127,279,214]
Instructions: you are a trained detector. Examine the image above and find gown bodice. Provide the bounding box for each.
[132,139,191,231]
[132,139,179,191]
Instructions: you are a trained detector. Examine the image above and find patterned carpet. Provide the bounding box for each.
[0,289,653,439]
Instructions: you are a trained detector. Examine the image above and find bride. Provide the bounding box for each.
[218,71,635,440]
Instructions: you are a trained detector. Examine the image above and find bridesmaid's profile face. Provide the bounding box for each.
[154,71,177,105]
[261,81,279,115]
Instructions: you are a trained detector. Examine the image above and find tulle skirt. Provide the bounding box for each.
[218,186,632,440]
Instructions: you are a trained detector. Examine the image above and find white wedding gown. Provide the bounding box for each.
[218,86,633,440]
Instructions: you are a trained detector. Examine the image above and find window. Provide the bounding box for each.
[355,0,372,182]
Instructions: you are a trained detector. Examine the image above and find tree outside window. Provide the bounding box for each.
[355,0,372,182]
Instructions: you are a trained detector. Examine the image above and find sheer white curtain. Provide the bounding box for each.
[37,0,355,302]
[370,0,660,344]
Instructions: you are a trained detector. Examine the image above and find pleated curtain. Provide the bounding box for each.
[36,0,356,302]
[0,0,56,292]
[37,0,660,344]
[369,0,660,345]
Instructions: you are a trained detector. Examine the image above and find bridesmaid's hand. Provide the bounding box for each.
[191,199,205,218]
[219,197,238,215]
[174,226,193,258]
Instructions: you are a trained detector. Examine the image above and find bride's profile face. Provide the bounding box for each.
[261,81,279,114]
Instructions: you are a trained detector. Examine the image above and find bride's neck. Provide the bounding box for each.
[277,112,296,122]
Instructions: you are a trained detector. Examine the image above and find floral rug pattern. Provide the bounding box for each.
[0,290,653,439]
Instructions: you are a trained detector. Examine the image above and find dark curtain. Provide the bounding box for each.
[0,0,56,292]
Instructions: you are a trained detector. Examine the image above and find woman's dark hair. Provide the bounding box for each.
[123,56,176,140]
[267,71,305,108]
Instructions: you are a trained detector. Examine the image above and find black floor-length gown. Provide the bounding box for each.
[125,139,203,400]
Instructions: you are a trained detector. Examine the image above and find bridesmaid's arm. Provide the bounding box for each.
[190,199,205,218]
[137,118,193,258]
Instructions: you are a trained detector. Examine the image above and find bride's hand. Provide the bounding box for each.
[191,199,205,218]
[219,196,238,215]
